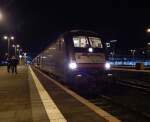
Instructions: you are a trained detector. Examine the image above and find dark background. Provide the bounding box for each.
[0,0,150,58]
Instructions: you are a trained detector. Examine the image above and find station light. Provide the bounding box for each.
[76,74,82,77]
[69,62,77,70]
[42,56,47,59]
[11,36,14,40]
[142,51,145,55]
[24,52,27,56]
[19,55,22,58]
[88,47,93,53]
[4,36,8,40]
[16,44,20,48]
[147,28,150,33]
[106,42,110,48]
[110,40,117,43]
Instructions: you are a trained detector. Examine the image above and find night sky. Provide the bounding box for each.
[0,0,150,58]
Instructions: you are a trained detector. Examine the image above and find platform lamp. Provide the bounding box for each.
[4,36,14,57]
[12,44,20,57]
[110,40,118,61]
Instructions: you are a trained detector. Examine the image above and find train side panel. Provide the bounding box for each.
[40,37,68,80]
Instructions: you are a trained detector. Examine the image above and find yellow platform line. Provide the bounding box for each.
[29,66,67,122]
[33,66,122,122]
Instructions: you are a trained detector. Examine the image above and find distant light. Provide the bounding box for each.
[88,47,93,53]
[130,49,136,53]
[16,44,20,48]
[11,36,14,40]
[76,74,82,77]
[110,40,117,43]
[12,44,15,47]
[147,28,150,33]
[110,52,114,55]
[142,51,145,54]
[42,56,47,59]
[148,42,150,45]
[4,36,14,40]
[49,47,56,50]
[106,43,110,47]
[107,74,113,77]
[4,36,8,40]
[24,52,27,56]
[19,55,22,58]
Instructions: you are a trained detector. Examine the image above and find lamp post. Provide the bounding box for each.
[17,48,22,65]
[130,49,136,59]
[12,44,20,57]
[4,36,14,57]
[110,52,114,61]
[19,55,23,65]
[0,11,3,21]
[17,48,20,56]
[110,40,117,61]
[130,49,136,66]
[24,52,27,65]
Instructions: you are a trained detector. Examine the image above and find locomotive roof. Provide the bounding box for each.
[70,30,97,34]
[61,30,100,37]
[71,30,99,36]
[34,30,101,59]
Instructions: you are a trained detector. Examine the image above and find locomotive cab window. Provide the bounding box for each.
[73,36,89,48]
[73,36,102,48]
[89,37,103,48]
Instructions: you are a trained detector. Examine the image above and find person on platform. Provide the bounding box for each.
[6,56,11,73]
[10,56,19,74]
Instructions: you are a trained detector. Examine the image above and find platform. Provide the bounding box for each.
[0,66,33,122]
[0,65,121,122]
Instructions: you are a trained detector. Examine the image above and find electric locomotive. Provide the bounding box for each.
[33,30,111,82]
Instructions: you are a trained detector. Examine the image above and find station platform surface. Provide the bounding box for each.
[0,66,33,122]
[0,65,121,122]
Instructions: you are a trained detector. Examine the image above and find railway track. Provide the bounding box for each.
[116,79,150,92]
[81,90,150,122]
[38,67,150,122]
[68,76,150,122]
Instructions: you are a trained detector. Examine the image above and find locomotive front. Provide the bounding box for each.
[66,31,111,79]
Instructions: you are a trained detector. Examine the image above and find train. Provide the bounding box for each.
[33,30,111,82]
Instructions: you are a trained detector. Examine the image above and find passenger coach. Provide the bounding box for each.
[33,30,111,82]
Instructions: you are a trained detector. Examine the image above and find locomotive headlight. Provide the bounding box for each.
[69,62,77,70]
[105,62,111,70]
[88,47,93,53]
